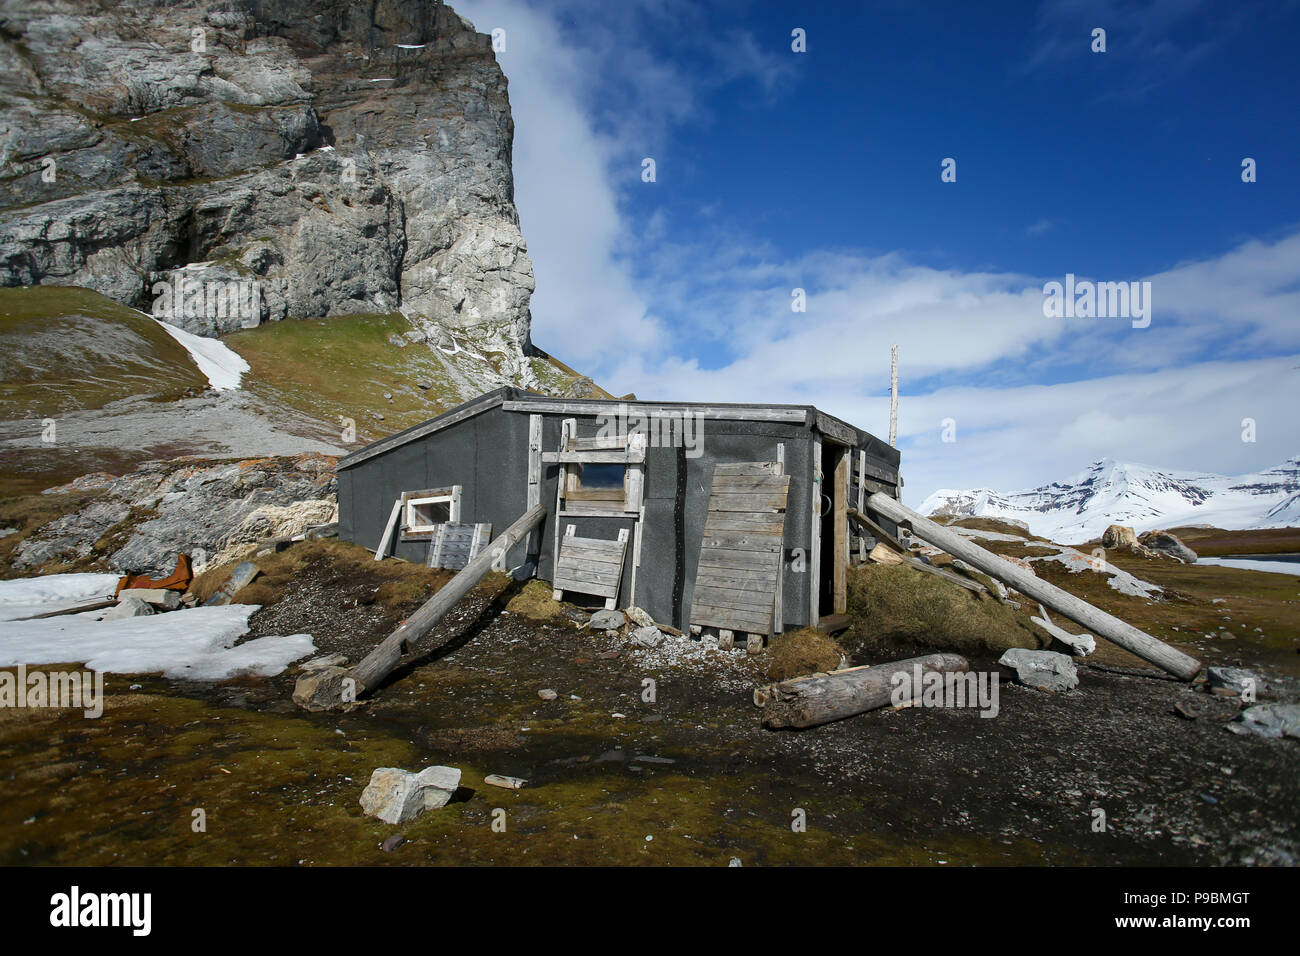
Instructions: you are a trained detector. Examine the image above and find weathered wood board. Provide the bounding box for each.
[689,464,790,636]
[553,525,630,608]
[426,522,493,570]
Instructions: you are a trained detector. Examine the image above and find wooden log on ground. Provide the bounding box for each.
[865,493,1201,681]
[294,504,546,711]
[755,653,970,729]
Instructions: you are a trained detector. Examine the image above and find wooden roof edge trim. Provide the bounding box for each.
[336,388,514,470]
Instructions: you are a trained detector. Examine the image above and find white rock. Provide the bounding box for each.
[998,648,1079,692]
[359,766,461,824]
[630,625,663,648]
[103,595,155,620]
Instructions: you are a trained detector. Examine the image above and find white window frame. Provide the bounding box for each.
[400,485,461,536]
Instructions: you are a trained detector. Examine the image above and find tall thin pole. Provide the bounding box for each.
[888,344,899,448]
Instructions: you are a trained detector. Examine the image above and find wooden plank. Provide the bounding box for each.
[696,565,769,588]
[526,414,543,559]
[688,603,772,633]
[542,449,644,464]
[697,548,781,571]
[699,531,783,552]
[810,437,821,627]
[703,512,786,534]
[814,412,857,446]
[561,538,627,557]
[554,576,618,599]
[710,475,791,494]
[374,498,402,561]
[564,435,628,451]
[565,487,626,501]
[706,492,789,513]
[503,400,808,424]
[691,584,775,612]
[849,507,906,554]
[714,462,781,476]
[833,449,848,615]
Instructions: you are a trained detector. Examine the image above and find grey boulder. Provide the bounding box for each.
[998,648,1079,692]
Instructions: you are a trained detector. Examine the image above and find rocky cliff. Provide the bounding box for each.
[0,0,538,382]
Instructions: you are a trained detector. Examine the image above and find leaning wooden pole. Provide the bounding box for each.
[865,493,1202,681]
[294,504,546,711]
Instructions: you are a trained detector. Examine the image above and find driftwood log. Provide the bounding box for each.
[865,493,1201,681]
[294,504,546,711]
[755,653,971,729]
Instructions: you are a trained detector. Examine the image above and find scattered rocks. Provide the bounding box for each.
[998,648,1079,692]
[1226,703,1300,740]
[359,766,462,824]
[588,609,626,630]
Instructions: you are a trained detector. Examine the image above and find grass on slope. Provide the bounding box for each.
[0,286,208,419]
[223,312,608,448]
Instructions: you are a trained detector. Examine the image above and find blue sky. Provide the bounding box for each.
[455,0,1300,502]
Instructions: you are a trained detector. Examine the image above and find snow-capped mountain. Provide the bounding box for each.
[918,457,1300,544]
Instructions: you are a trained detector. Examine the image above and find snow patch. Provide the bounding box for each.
[0,574,313,679]
[153,318,249,390]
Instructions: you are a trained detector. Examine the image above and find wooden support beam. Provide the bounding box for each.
[832,450,848,615]
[295,505,546,710]
[865,493,1202,681]
[755,653,970,729]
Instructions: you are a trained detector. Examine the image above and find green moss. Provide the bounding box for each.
[0,286,208,419]
[844,563,1045,662]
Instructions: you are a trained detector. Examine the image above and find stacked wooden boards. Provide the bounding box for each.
[689,462,790,636]
[552,525,631,610]
[426,522,493,570]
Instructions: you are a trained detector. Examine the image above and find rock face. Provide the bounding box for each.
[0,0,537,377]
[359,765,462,824]
[14,453,337,574]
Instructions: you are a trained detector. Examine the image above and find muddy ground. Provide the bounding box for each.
[1,539,1297,866]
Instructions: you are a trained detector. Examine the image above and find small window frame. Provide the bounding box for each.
[399,486,461,538]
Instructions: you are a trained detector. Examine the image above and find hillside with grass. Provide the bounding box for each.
[0,286,209,420]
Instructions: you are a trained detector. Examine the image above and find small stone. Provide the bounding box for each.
[538,688,558,701]
[597,649,620,660]
[1207,666,1256,696]
[998,648,1079,692]
[625,606,656,628]
[381,834,405,852]
[1173,700,1200,720]
[630,625,663,648]
[300,653,348,673]
[588,609,626,630]
[483,774,527,790]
